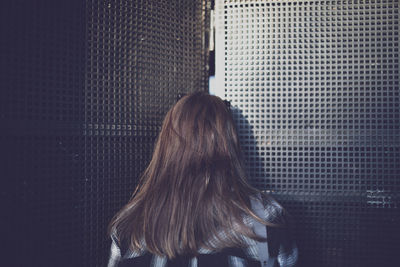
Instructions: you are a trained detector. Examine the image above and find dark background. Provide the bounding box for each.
[0,0,398,266]
[1,0,209,266]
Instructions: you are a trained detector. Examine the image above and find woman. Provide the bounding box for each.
[108,91,298,267]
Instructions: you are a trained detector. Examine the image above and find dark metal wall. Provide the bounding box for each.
[1,0,209,266]
[83,0,209,265]
[1,1,86,266]
[215,0,399,266]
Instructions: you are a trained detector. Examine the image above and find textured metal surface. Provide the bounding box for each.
[1,0,209,266]
[215,1,399,266]
[1,1,86,266]
[84,1,209,265]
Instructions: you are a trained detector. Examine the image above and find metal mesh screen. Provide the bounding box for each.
[215,0,399,266]
[1,0,209,266]
[1,1,86,266]
[84,0,209,265]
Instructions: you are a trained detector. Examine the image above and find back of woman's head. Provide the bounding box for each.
[152,91,246,190]
[109,91,276,259]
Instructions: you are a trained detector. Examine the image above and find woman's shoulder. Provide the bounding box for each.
[254,192,298,266]
[251,192,288,226]
[109,228,147,264]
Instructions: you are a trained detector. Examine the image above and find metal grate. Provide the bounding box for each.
[215,0,400,266]
[1,1,86,266]
[84,1,209,265]
[1,0,210,266]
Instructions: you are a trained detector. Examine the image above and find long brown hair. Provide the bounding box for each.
[109,91,283,259]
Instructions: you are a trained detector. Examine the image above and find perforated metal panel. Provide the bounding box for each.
[84,1,209,265]
[1,0,210,266]
[1,1,86,266]
[215,1,399,266]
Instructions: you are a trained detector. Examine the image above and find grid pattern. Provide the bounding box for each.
[84,0,209,266]
[215,0,399,266]
[1,1,86,266]
[1,0,209,266]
